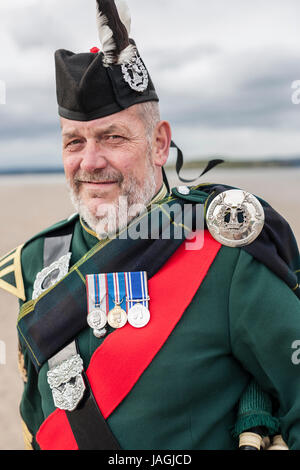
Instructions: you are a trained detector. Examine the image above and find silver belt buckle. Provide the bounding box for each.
[47,345,86,412]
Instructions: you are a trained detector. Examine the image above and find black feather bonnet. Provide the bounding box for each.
[55,0,158,121]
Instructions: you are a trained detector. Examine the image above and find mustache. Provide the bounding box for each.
[73,169,124,185]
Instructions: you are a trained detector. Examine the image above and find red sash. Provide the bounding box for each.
[36,231,221,450]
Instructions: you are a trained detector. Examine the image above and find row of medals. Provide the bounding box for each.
[87,300,150,338]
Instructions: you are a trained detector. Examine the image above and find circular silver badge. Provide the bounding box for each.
[206,189,265,247]
[128,304,150,328]
[87,309,107,331]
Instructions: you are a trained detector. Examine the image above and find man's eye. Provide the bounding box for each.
[65,139,82,149]
[106,135,125,142]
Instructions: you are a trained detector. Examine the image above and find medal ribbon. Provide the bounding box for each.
[125,271,149,309]
[86,274,108,313]
[106,273,127,312]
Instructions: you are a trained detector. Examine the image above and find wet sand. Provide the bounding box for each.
[0,168,299,449]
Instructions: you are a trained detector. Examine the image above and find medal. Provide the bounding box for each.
[125,271,151,328]
[107,304,128,329]
[87,309,107,338]
[86,274,108,338]
[127,303,150,328]
[107,272,128,328]
[86,271,151,332]
[206,189,265,247]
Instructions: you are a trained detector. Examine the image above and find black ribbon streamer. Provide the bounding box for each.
[170,140,224,183]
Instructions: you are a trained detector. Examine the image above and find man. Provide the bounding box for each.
[1,0,300,450]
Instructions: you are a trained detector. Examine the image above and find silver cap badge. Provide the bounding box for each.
[121,53,149,92]
[206,189,265,247]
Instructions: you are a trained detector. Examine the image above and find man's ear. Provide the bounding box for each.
[152,121,172,168]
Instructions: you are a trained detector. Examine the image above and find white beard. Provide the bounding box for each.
[67,157,157,239]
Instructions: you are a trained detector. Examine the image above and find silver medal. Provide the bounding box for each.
[87,309,107,338]
[121,53,149,92]
[32,252,72,300]
[206,189,265,247]
[128,303,151,328]
[87,309,107,330]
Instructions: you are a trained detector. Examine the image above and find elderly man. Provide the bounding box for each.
[1,0,300,451]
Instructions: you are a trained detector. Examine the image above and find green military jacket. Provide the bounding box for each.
[1,184,300,450]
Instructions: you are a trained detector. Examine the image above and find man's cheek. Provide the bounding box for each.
[63,154,81,175]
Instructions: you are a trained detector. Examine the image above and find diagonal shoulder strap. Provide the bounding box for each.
[44,230,121,450]
[66,372,121,450]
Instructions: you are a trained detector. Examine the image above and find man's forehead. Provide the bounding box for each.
[60,105,142,136]
[61,121,126,137]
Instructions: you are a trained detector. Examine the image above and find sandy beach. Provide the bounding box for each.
[0,167,299,450]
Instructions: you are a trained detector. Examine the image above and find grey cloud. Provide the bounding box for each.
[145,44,221,72]
[2,0,96,52]
[0,83,58,139]
[157,49,300,130]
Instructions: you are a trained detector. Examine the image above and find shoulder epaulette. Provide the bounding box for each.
[0,244,25,300]
[171,184,210,204]
[0,213,79,300]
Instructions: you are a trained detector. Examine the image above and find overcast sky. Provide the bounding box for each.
[0,0,300,169]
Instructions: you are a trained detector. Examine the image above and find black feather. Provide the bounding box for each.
[96,0,130,58]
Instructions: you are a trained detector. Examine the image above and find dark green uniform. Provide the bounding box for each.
[2,185,300,450]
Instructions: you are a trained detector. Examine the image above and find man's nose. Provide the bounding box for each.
[80,141,108,172]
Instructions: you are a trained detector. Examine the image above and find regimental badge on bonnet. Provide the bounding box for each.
[206,189,265,247]
[121,52,149,92]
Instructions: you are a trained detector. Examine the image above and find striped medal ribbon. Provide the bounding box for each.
[125,271,151,328]
[86,274,108,338]
[107,273,128,329]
